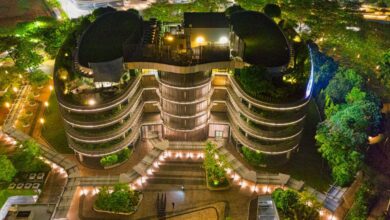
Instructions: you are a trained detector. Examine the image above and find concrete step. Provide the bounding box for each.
[152,170,205,178]
[147,176,206,185]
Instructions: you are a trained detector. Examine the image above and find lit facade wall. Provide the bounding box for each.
[158,71,212,140]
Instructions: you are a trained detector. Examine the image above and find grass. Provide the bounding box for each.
[41,92,72,154]
[78,10,142,66]
[0,189,36,207]
[259,100,332,192]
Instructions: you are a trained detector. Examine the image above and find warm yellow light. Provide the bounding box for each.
[12,87,18,93]
[49,85,53,91]
[218,36,229,44]
[293,35,301,42]
[166,35,174,41]
[87,98,96,106]
[39,118,45,124]
[4,102,11,108]
[18,74,22,79]
[376,65,380,70]
[357,54,360,59]
[44,101,49,107]
[196,36,205,44]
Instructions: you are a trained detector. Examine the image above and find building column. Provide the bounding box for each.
[78,153,84,162]
[248,103,252,110]
[286,151,291,160]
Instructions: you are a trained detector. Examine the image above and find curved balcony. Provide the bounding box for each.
[225,101,303,141]
[230,123,299,155]
[228,75,310,111]
[68,122,141,157]
[57,76,142,113]
[66,102,144,143]
[213,86,306,126]
[61,87,144,128]
[162,112,209,131]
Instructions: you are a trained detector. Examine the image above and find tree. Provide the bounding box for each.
[315,99,379,185]
[377,50,390,92]
[11,40,43,72]
[0,155,17,182]
[263,4,281,18]
[324,68,363,104]
[203,142,230,186]
[272,188,299,215]
[11,140,44,173]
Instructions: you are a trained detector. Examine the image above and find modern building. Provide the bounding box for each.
[54,9,314,167]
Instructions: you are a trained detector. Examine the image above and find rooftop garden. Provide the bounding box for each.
[231,7,311,103]
[54,10,138,107]
[78,10,142,66]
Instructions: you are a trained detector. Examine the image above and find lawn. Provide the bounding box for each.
[259,100,332,192]
[41,92,72,154]
[0,189,36,207]
[78,10,143,66]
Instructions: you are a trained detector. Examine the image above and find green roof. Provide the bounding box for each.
[230,11,290,67]
[78,11,142,66]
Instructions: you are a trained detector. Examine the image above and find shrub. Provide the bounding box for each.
[345,182,377,220]
[29,70,50,87]
[117,148,131,162]
[94,184,141,213]
[0,155,17,182]
[11,140,50,173]
[100,154,118,167]
[242,146,266,166]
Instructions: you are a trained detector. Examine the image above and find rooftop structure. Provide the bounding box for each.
[54,9,314,167]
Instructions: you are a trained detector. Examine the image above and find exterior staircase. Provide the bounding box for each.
[146,160,206,188]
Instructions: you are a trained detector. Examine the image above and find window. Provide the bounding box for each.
[215,130,223,138]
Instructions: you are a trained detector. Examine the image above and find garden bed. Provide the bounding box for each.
[93,194,143,216]
[205,170,231,191]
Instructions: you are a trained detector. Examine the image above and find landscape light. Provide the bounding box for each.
[4,102,10,108]
[196,36,205,44]
[44,101,49,107]
[87,98,96,106]
[39,118,45,124]
[218,36,229,44]
[12,87,18,93]
[166,35,174,41]
[49,85,53,91]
